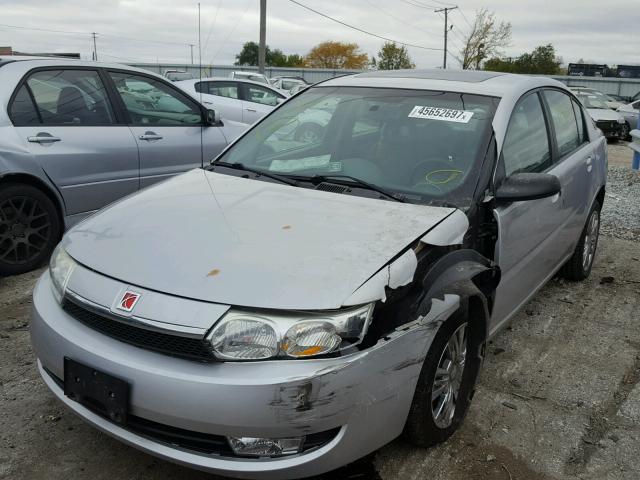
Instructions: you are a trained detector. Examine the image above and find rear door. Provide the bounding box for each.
[491,91,572,330]
[239,83,283,124]
[8,68,139,215]
[107,71,227,188]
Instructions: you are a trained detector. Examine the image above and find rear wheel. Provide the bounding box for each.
[560,200,600,281]
[404,311,481,447]
[0,184,61,276]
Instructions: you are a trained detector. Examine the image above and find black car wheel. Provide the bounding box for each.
[560,200,601,281]
[0,184,61,276]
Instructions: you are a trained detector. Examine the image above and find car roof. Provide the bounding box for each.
[176,76,280,89]
[322,68,567,101]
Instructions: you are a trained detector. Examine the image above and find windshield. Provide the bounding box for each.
[215,86,498,206]
[575,92,609,109]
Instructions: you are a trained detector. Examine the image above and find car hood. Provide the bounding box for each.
[64,170,455,310]
[587,108,623,121]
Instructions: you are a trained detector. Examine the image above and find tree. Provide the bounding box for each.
[305,41,369,69]
[460,8,511,70]
[484,44,563,75]
[235,42,306,67]
[376,42,415,70]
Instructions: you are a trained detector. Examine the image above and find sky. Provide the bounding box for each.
[0,0,637,69]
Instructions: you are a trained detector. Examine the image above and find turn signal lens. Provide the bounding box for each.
[283,321,341,358]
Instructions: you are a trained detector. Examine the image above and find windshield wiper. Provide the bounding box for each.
[210,161,298,186]
[304,174,405,203]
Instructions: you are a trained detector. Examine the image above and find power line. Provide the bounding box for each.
[210,0,252,62]
[400,0,440,10]
[0,23,87,35]
[289,0,443,51]
[363,0,434,35]
[456,8,474,29]
[203,0,223,55]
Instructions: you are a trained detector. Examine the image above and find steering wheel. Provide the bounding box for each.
[410,159,465,192]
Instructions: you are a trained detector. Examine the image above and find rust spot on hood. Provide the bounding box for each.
[207,268,221,277]
[282,225,292,230]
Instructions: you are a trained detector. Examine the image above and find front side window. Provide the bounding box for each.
[216,86,498,207]
[572,99,587,143]
[109,72,201,125]
[502,93,551,176]
[12,69,114,125]
[244,85,281,106]
[543,90,581,158]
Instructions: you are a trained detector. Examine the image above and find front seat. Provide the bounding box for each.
[56,86,89,123]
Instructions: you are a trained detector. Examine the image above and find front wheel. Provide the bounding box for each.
[560,200,600,281]
[404,312,481,447]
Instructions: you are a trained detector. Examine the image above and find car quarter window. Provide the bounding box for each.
[502,92,552,176]
[571,98,587,143]
[244,84,281,106]
[11,69,115,126]
[9,85,40,125]
[543,90,582,158]
[109,72,202,126]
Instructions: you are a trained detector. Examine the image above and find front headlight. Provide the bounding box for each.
[208,303,374,361]
[49,244,77,304]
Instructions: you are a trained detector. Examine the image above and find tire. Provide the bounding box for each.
[294,123,324,144]
[404,310,482,447]
[560,200,601,281]
[0,183,61,276]
[622,122,631,141]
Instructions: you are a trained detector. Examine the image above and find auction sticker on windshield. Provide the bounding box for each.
[408,106,474,123]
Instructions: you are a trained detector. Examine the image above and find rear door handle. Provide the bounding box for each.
[245,108,257,113]
[139,132,163,141]
[28,133,61,144]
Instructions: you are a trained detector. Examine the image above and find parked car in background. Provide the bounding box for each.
[32,69,606,479]
[618,100,640,132]
[163,70,194,82]
[176,77,287,124]
[271,76,309,93]
[229,71,271,85]
[573,91,627,140]
[570,86,624,110]
[0,57,246,275]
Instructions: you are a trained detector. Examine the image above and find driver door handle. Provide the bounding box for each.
[586,156,593,173]
[139,132,163,141]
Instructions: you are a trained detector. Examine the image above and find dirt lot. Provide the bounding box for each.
[1,145,639,480]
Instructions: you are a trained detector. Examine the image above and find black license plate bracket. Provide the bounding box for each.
[63,357,129,424]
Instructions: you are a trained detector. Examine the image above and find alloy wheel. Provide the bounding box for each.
[0,195,53,265]
[431,322,467,429]
[582,210,599,271]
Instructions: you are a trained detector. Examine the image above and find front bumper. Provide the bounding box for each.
[596,120,624,139]
[31,272,438,479]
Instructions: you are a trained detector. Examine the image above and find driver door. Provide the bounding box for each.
[108,71,226,188]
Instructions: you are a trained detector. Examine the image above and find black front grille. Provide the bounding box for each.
[44,368,340,457]
[596,120,620,134]
[62,298,215,362]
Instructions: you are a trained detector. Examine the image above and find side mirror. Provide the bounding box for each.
[205,109,222,126]
[495,173,561,202]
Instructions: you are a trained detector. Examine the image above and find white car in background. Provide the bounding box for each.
[572,90,627,140]
[617,100,640,133]
[176,77,288,124]
[570,86,624,110]
[229,71,271,85]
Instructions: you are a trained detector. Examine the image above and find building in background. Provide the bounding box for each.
[0,46,80,58]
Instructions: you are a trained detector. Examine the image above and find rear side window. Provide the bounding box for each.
[502,93,552,176]
[244,84,280,106]
[543,90,581,158]
[203,81,239,99]
[15,69,115,125]
[9,85,40,125]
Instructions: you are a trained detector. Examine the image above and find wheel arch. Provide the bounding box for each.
[0,173,65,237]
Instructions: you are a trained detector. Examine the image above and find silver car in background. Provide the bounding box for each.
[31,70,606,479]
[176,77,288,124]
[0,57,246,275]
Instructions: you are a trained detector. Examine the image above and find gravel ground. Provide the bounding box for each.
[1,153,639,480]
[602,142,640,241]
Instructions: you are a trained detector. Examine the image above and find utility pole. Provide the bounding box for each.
[189,44,194,64]
[435,6,457,69]
[258,0,267,74]
[91,32,98,61]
